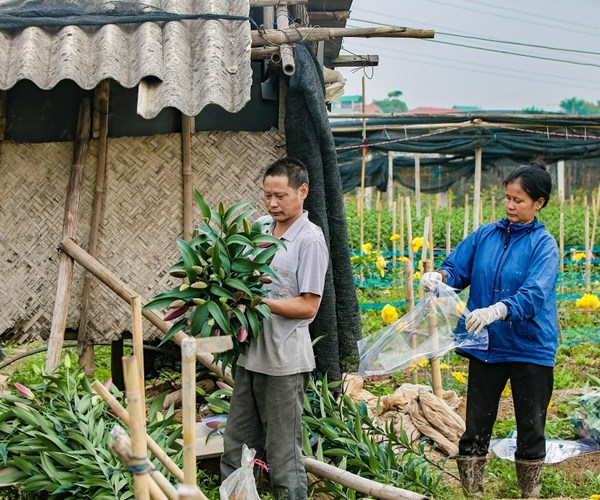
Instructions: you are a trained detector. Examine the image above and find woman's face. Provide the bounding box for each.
[504,180,544,225]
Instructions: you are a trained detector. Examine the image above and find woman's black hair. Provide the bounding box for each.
[503,159,552,207]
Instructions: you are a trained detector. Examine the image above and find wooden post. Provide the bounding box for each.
[428,205,434,266]
[590,181,600,254]
[59,238,234,385]
[376,191,382,252]
[445,220,452,257]
[473,148,482,231]
[557,160,565,204]
[463,194,470,239]
[275,5,295,75]
[490,195,496,222]
[304,457,427,500]
[392,201,397,267]
[387,151,394,210]
[569,194,574,216]
[182,114,194,242]
[405,197,414,265]
[78,81,110,376]
[131,296,146,411]
[93,381,184,483]
[46,98,92,373]
[448,189,453,216]
[123,357,151,499]
[414,154,421,219]
[424,260,443,397]
[419,216,430,300]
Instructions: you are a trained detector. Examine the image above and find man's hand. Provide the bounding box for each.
[465,302,508,333]
[421,271,443,292]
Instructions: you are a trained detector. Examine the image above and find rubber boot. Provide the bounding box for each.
[456,455,486,497]
[515,458,544,498]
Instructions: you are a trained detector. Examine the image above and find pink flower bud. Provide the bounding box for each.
[237,326,248,342]
[164,306,189,321]
[14,383,34,400]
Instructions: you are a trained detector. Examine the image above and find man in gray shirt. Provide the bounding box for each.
[220,157,329,499]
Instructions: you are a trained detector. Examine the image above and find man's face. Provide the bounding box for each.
[262,175,307,225]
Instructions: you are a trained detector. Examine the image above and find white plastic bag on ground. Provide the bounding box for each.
[219,444,260,500]
[358,283,488,376]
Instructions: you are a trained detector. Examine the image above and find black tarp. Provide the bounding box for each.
[285,43,362,379]
[333,116,600,193]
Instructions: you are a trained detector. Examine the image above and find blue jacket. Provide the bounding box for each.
[440,218,559,366]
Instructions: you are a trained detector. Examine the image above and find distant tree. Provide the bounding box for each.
[374,90,408,113]
[560,97,600,115]
[522,107,546,114]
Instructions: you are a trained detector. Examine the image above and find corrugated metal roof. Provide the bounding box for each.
[0,0,252,119]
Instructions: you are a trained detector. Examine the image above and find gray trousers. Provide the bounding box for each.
[220,366,310,500]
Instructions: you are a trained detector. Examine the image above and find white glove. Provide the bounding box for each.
[421,271,443,292]
[465,302,508,333]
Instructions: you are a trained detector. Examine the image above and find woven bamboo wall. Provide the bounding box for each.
[0,130,285,345]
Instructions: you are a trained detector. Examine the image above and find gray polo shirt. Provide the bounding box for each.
[237,211,329,376]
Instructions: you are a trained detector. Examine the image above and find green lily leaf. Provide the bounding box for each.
[223,200,253,225]
[206,301,231,335]
[194,189,211,222]
[176,239,201,282]
[159,320,187,346]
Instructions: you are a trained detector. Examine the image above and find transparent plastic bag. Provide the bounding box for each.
[358,283,488,376]
[219,444,260,500]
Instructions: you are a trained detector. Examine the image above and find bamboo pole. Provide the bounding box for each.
[92,381,184,483]
[414,154,421,219]
[181,337,200,493]
[392,201,397,267]
[585,206,591,292]
[110,426,170,500]
[445,220,452,257]
[590,181,600,254]
[448,189,453,216]
[78,81,110,376]
[570,194,574,216]
[275,5,295,76]
[472,148,482,231]
[359,76,367,250]
[559,202,565,295]
[405,197,414,265]
[424,260,443,397]
[428,206,434,266]
[46,98,92,373]
[304,457,427,500]
[250,0,307,6]
[404,259,416,384]
[59,238,234,385]
[463,194,470,239]
[387,151,394,210]
[376,191,382,252]
[123,357,151,499]
[131,295,146,411]
[490,195,496,222]
[398,195,405,260]
[182,114,194,242]
[419,216,430,300]
[251,26,434,46]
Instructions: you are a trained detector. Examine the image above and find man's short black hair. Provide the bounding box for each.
[264,157,309,190]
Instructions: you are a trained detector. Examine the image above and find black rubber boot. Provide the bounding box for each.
[515,458,544,498]
[456,455,486,497]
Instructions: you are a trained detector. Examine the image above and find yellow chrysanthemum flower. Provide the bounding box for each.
[573,252,586,261]
[390,233,400,241]
[381,304,399,323]
[501,382,511,397]
[451,371,467,384]
[440,363,451,369]
[376,255,387,277]
[576,293,600,310]
[399,256,409,263]
[413,271,421,281]
[412,236,430,253]
[418,359,429,368]
[350,255,360,264]
[361,242,372,254]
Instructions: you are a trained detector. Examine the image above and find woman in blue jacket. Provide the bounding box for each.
[421,160,558,498]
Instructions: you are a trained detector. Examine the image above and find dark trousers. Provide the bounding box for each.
[220,366,310,500]
[459,358,553,460]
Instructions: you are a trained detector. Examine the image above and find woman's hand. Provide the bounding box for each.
[465,302,508,333]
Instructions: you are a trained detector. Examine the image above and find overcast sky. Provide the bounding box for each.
[335,0,600,112]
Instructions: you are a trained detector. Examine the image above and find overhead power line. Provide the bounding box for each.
[350,18,600,69]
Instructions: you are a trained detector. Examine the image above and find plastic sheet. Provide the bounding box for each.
[358,283,488,376]
[219,444,260,500]
[490,431,599,464]
[570,388,600,443]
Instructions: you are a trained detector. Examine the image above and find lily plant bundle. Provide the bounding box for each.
[144,190,283,372]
